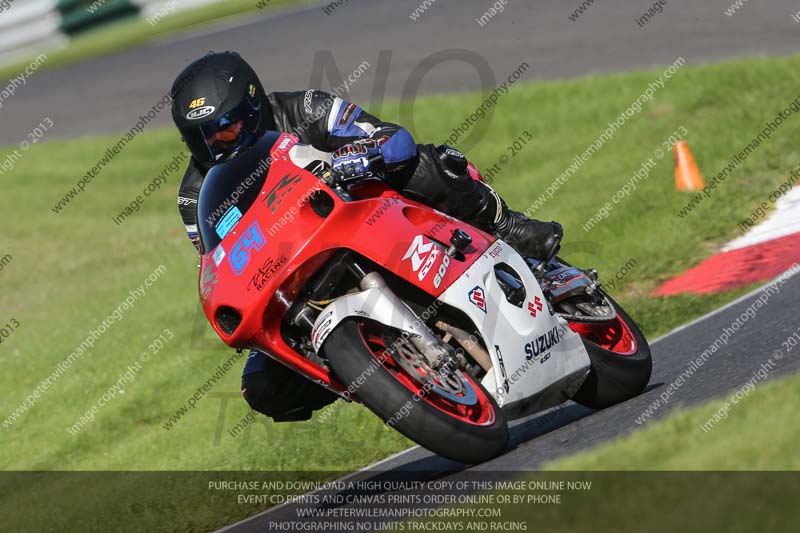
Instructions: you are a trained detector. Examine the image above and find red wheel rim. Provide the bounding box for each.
[568,314,638,356]
[358,323,496,426]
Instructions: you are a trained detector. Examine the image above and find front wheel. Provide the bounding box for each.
[567,294,652,409]
[323,319,508,464]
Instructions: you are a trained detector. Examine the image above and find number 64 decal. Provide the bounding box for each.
[228,222,266,275]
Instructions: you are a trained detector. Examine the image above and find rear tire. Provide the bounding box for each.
[323,319,508,464]
[570,295,652,409]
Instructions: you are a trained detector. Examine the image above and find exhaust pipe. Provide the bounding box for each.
[435,321,493,372]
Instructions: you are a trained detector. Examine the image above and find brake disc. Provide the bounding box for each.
[388,333,478,406]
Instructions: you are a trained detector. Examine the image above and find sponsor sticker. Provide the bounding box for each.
[527,296,543,317]
[200,263,218,300]
[215,206,243,239]
[402,235,450,288]
[468,285,487,313]
[403,235,434,274]
[247,255,288,291]
[212,245,226,266]
[312,311,335,349]
[186,106,215,120]
[545,267,583,289]
[433,254,450,288]
[494,345,510,393]
[524,326,561,362]
[262,174,303,214]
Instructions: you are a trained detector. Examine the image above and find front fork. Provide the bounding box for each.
[358,271,451,366]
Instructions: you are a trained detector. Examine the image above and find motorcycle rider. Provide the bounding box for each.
[171,52,563,422]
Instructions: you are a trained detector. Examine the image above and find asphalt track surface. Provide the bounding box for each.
[2,0,800,146]
[219,268,800,531]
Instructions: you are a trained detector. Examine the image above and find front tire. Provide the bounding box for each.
[323,319,508,464]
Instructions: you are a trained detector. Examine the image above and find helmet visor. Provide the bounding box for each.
[185,94,262,164]
[204,119,244,157]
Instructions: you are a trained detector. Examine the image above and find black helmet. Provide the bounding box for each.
[170,52,273,166]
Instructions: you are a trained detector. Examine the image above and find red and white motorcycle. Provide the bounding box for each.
[197,132,652,464]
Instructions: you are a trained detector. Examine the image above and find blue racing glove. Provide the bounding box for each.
[330,140,383,182]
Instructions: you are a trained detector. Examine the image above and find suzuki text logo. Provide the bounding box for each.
[528,296,543,317]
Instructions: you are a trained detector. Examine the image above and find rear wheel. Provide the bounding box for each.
[568,294,652,409]
[323,319,508,464]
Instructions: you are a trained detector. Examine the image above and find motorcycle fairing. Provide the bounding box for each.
[438,241,590,418]
[311,240,591,419]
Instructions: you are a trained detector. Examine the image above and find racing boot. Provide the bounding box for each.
[469,182,563,261]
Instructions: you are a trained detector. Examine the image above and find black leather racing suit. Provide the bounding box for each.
[178,90,499,422]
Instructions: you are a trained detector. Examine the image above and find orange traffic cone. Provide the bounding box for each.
[674,141,705,192]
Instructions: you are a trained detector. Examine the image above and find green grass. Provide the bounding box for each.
[546,371,800,470]
[0,127,409,472]
[0,0,305,81]
[2,53,800,529]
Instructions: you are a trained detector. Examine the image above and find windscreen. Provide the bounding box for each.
[197,131,282,253]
